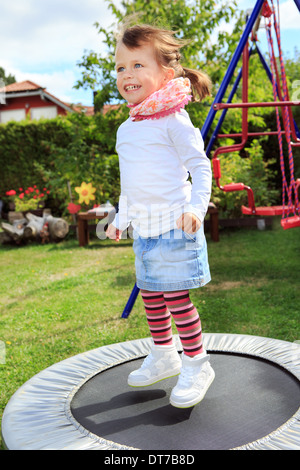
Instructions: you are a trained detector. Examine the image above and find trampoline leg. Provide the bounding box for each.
[121,284,140,318]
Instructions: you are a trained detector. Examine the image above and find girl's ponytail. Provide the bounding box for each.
[182,67,212,102]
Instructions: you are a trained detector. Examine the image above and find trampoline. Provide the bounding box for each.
[2,333,300,450]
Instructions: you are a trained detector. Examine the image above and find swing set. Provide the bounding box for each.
[204,0,300,230]
[121,0,300,318]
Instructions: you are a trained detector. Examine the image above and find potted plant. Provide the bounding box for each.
[5,186,50,217]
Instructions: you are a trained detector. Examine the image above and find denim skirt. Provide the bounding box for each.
[132,225,211,292]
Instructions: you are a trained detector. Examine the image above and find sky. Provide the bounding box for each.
[0,0,299,107]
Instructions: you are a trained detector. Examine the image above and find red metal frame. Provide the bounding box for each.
[212,42,257,214]
[211,12,300,225]
[214,100,300,147]
[218,131,289,138]
[213,100,300,110]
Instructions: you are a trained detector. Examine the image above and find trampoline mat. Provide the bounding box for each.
[71,352,300,450]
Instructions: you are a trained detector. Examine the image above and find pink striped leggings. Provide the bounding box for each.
[141,289,203,357]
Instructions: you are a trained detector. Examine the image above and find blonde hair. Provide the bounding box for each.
[116,23,211,102]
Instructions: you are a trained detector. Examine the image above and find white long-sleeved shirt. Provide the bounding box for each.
[113,109,212,237]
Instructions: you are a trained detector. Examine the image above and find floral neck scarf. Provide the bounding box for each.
[128,77,192,121]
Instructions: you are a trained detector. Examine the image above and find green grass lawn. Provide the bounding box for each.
[0,220,299,447]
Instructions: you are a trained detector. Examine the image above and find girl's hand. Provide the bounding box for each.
[106,224,122,242]
[176,213,201,234]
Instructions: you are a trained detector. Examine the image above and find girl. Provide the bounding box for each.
[106,23,214,408]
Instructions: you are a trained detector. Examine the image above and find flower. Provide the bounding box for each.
[5,186,50,211]
[67,202,81,214]
[6,189,16,196]
[75,182,96,205]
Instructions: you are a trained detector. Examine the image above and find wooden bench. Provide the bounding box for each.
[77,210,110,247]
[77,203,219,246]
[207,202,219,242]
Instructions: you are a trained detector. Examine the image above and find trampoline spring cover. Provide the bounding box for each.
[1,333,300,450]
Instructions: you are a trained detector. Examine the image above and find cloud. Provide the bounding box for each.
[0,0,123,104]
[238,0,299,29]
[0,0,298,106]
[7,67,82,103]
[0,0,117,69]
[0,56,88,104]
[278,0,300,29]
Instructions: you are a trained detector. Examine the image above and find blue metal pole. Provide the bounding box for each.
[205,67,243,157]
[294,0,300,13]
[206,47,255,157]
[121,283,140,318]
[256,44,273,82]
[201,0,265,141]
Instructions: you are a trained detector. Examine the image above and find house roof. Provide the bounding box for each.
[4,80,44,93]
[3,80,94,115]
[102,104,121,114]
[73,105,95,116]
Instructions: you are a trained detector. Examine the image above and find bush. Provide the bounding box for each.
[0,117,73,213]
[211,138,279,217]
[0,107,128,216]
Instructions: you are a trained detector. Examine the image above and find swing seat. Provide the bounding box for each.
[281,215,300,230]
[242,205,287,216]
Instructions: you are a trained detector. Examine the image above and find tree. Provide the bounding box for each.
[75,0,244,109]
[0,67,16,86]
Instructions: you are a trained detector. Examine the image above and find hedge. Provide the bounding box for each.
[0,108,128,216]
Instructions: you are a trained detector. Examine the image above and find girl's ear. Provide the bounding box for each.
[164,67,175,82]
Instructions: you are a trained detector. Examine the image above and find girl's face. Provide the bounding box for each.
[115,42,174,105]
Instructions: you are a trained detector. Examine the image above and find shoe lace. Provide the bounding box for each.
[140,352,154,369]
[177,366,194,387]
[178,363,208,388]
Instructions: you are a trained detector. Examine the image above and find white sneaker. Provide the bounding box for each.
[128,343,182,387]
[170,351,215,408]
